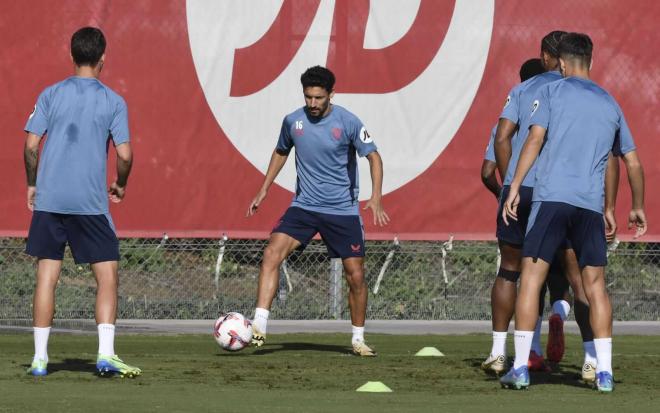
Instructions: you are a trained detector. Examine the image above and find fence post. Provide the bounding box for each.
[330,258,343,319]
[373,236,399,294]
[278,260,288,304]
[214,234,228,291]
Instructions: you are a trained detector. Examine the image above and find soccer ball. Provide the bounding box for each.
[213,312,253,351]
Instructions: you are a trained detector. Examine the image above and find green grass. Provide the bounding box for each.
[1,333,659,412]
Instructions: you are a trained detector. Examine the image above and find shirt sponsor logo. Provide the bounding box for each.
[359,126,373,144]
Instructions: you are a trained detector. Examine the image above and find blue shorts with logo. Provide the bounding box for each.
[523,201,607,268]
[496,185,534,247]
[26,211,120,264]
[273,207,365,259]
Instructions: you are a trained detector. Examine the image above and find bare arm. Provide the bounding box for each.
[247,150,289,216]
[604,153,620,212]
[493,118,517,183]
[108,142,133,203]
[363,151,389,226]
[480,159,501,200]
[24,133,41,186]
[24,133,42,211]
[621,150,646,238]
[604,153,620,242]
[502,125,545,224]
[509,126,544,191]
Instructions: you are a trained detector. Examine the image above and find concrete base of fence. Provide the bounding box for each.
[1,319,659,335]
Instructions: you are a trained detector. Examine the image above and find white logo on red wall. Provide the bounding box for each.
[187,0,494,199]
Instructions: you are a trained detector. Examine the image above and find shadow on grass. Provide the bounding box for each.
[219,342,352,356]
[463,357,595,389]
[23,358,96,375]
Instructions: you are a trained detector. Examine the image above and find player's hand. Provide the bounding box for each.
[108,181,126,203]
[502,188,520,225]
[247,189,267,217]
[363,196,390,226]
[604,209,617,243]
[628,208,647,239]
[27,186,36,211]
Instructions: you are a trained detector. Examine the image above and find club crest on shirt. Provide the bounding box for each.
[331,127,342,140]
[28,104,36,120]
[359,126,373,144]
[531,100,539,115]
[503,95,511,109]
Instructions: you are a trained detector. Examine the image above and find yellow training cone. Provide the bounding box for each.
[415,347,445,357]
[356,381,393,393]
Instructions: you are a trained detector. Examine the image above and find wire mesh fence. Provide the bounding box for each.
[1,237,658,321]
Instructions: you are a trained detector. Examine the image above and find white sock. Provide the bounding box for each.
[253,307,270,334]
[531,318,543,355]
[33,326,51,363]
[583,340,597,366]
[98,324,116,357]
[552,300,571,321]
[594,337,613,374]
[491,331,507,357]
[352,325,365,344]
[513,330,534,369]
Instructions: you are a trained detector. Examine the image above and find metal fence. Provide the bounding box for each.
[1,237,658,321]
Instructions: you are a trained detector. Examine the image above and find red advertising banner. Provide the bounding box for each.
[1,1,657,240]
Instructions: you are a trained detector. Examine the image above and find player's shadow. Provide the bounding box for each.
[249,342,351,356]
[528,367,592,389]
[464,357,596,389]
[23,358,96,374]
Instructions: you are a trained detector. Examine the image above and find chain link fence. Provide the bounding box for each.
[1,237,658,321]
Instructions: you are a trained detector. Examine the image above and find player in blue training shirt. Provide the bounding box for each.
[247,66,389,356]
[489,34,609,379]
[501,33,647,392]
[23,27,140,377]
[480,125,500,200]
[485,35,576,374]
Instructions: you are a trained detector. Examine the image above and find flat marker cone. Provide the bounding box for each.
[355,381,393,393]
[415,347,445,357]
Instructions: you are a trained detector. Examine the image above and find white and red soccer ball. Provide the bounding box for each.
[213,312,253,351]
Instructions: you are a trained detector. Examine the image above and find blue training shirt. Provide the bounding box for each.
[24,77,130,215]
[276,105,377,215]
[484,124,496,162]
[500,71,562,187]
[529,77,636,214]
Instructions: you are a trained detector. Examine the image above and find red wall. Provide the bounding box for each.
[1,1,657,240]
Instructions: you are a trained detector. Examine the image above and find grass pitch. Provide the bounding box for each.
[1,333,659,412]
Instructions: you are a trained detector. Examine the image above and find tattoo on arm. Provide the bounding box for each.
[24,146,39,186]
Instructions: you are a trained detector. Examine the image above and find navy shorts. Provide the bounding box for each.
[273,207,365,259]
[26,211,120,264]
[523,201,607,268]
[496,185,534,247]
